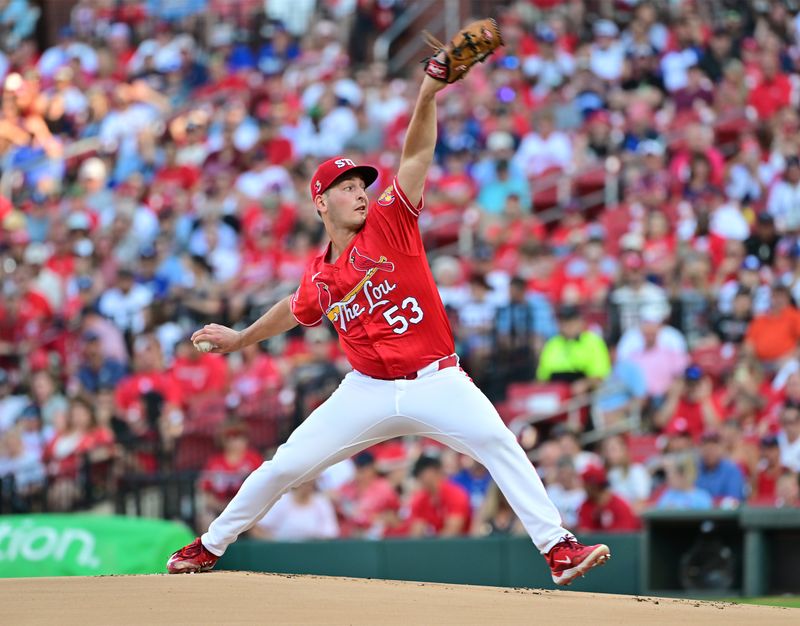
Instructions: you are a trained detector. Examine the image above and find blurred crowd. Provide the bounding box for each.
[2,0,800,536]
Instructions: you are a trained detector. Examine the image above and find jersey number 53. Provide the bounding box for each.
[382,297,424,334]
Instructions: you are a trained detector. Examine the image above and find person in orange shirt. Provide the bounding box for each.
[745,285,800,365]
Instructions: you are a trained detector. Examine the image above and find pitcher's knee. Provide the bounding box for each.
[261,457,313,488]
[470,424,517,450]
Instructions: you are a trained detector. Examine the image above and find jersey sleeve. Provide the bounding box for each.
[372,177,425,254]
[290,274,324,327]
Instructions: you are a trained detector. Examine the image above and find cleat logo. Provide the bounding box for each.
[555,556,572,565]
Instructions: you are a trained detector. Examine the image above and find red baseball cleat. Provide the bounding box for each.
[546,536,611,586]
[166,538,219,574]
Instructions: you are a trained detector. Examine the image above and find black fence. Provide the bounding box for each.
[0,400,292,532]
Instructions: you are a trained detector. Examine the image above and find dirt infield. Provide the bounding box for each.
[1,571,795,625]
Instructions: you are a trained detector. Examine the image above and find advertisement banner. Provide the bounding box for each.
[0,514,193,578]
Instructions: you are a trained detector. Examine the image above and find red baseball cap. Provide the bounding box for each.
[310,156,378,201]
[581,465,608,486]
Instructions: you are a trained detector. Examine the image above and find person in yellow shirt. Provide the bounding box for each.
[536,304,612,396]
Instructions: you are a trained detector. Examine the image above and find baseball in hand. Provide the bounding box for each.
[194,340,215,353]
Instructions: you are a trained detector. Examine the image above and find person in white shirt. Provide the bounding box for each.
[616,304,687,361]
[97,268,153,335]
[523,26,575,96]
[251,480,339,541]
[589,20,625,82]
[767,156,800,234]
[660,21,700,92]
[512,111,572,177]
[601,435,651,514]
[777,402,800,472]
[545,456,586,528]
[615,305,689,402]
[709,193,750,241]
[609,252,670,339]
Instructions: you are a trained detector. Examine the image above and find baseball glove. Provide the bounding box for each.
[423,18,504,84]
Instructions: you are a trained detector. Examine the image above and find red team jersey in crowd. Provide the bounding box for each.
[291,177,455,379]
[408,480,472,535]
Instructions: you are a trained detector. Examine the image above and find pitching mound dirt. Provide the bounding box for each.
[1,571,795,625]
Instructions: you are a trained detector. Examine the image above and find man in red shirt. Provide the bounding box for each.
[335,451,401,538]
[750,435,783,506]
[169,36,610,586]
[408,455,471,537]
[198,422,263,532]
[748,53,792,120]
[169,336,230,402]
[655,365,723,441]
[577,466,641,532]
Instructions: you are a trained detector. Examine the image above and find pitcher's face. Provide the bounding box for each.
[317,175,368,232]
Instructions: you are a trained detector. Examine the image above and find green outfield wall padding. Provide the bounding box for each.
[218,534,641,594]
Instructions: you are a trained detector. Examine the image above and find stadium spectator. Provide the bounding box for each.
[408,455,470,537]
[577,465,641,532]
[452,456,492,515]
[0,368,28,433]
[751,434,783,505]
[601,435,651,514]
[744,284,800,366]
[589,20,625,82]
[593,359,647,428]
[198,422,263,532]
[472,483,524,536]
[615,304,689,405]
[695,430,747,505]
[536,304,611,398]
[778,401,800,472]
[745,212,779,268]
[774,471,800,508]
[766,156,800,235]
[545,455,585,528]
[73,331,127,395]
[42,396,113,510]
[551,425,601,474]
[251,480,339,541]
[512,110,572,178]
[712,288,754,346]
[608,252,670,340]
[0,427,45,496]
[493,276,539,384]
[334,451,401,539]
[28,370,67,429]
[716,254,770,316]
[655,365,723,442]
[748,52,792,121]
[655,459,713,510]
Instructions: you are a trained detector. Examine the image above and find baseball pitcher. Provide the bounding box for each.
[168,20,610,585]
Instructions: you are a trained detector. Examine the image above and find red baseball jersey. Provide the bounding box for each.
[291,177,454,379]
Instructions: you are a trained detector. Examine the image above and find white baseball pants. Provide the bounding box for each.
[202,365,568,555]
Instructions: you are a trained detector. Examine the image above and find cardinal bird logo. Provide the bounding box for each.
[315,247,395,323]
[350,247,395,273]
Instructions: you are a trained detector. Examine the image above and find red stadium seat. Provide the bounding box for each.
[690,344,739,383]
[626,434,659,465]
[174,433,218,472]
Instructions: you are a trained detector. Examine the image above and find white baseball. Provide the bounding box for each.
[194,340,215,353]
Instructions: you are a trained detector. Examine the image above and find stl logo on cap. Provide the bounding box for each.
[315,180,321,193]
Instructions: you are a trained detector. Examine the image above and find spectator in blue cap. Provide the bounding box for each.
[655,364,722,441]
[73,331,127,396]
